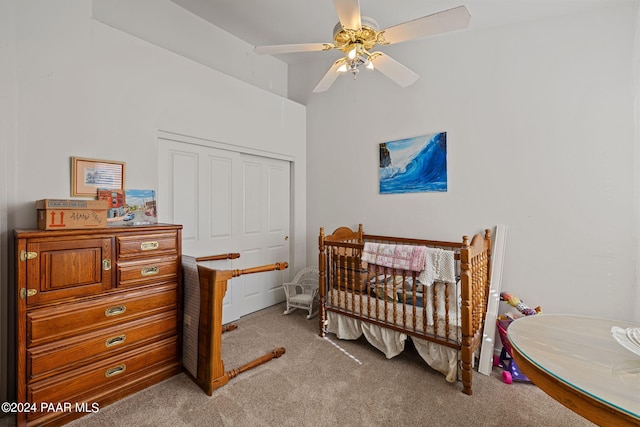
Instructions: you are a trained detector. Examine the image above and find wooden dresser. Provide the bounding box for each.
[14,224,182,426]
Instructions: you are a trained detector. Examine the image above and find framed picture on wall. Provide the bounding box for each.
[379,132,447,194]
[71,157,126,197]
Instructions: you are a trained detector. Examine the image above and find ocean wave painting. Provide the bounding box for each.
[379,132,447,194]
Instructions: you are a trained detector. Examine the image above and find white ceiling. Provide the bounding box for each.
[171,0,614,64]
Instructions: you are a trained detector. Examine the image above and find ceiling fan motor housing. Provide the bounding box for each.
[332,16,385,53]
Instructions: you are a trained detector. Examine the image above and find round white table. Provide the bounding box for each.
[507,314,640,426]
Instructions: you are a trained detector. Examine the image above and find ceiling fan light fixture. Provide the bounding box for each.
[336,45,376,80]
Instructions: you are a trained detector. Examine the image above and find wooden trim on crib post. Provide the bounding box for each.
[459,235,473,395]
[318,227,326,337]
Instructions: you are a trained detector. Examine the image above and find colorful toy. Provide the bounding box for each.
[500,291,541,316]
[494,292,541,384]
[494,318,530,384]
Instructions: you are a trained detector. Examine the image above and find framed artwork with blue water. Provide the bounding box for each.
[379,132,447,194]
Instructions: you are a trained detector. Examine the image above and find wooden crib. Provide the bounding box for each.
[318,224,492,395]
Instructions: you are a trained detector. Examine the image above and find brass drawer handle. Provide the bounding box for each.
[105,364,126,378]
[141,266,159,276]
[140,241,159,251]
[105,305,126,317]
[105,334,126,348]
[103,259,112,271]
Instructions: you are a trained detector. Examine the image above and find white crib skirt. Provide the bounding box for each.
[326,311,458,382]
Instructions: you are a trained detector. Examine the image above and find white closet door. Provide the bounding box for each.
[236,154,290,314]
[158,138,290,323]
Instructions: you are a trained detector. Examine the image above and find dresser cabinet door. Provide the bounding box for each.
[23,237,113,305]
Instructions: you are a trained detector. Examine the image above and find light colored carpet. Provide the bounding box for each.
[3,303,594,427]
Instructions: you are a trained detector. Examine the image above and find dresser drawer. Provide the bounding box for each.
[27,284,177,346]
[28,310,177,381]
[117,257,178,288]
[26,337,179,423]
[116,232,178,260]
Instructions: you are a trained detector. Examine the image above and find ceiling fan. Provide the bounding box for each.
[254,0,471,92]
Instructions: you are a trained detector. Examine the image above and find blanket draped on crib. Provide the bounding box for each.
[362,242,456,285]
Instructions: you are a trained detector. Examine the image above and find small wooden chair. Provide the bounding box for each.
[283,266,319,319]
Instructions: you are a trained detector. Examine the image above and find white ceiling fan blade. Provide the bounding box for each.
[333,0,361,31]
[255,43,334,55]
[381,5,471,45]
[313,59,347,93]
[371,53,419,87]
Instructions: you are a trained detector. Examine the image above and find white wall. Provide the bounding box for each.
[92,0,289,98]
[0,0,306,401]
[303,3,639,322]
[0,0,17,405]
